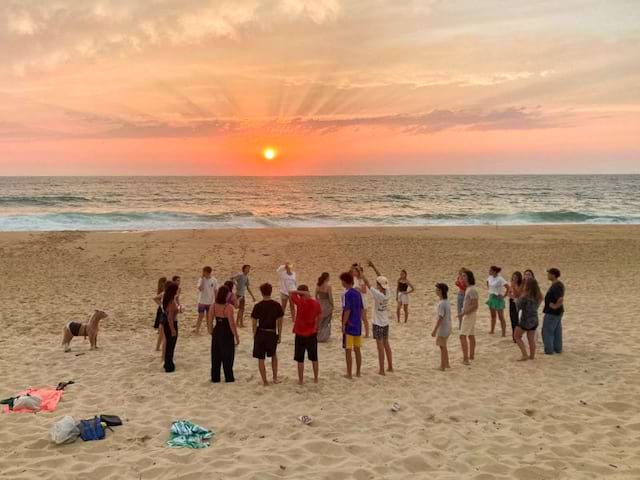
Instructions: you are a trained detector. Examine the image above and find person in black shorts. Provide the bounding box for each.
[290,285,322,385]
[251,283,284,386]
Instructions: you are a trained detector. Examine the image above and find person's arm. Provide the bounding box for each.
[328,285,334,308]
[361,274,371,289]
[247,285,256,302]
[198,278,204,292]
[252,315,257,336]
[550,297,564,309]
[407,281,415,294]
[207,308,214,335]
[168,304,178,337]
[153,293,162,306]
[432,316,443,337]
[228,306,239,344]
[342,309,350,333]
[367,260,382,277]
[277,315,283,344]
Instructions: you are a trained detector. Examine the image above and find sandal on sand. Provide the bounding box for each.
[298,415,313,426]
[391,402,401,412]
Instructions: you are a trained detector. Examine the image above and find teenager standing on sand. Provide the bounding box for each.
[542,268,565,355]
[162,281,180,373]
[396,269,415,323]
[208,285,239,383]
[290,285,322,385]
[233,265,256,328]
[455,268,468,329]
[432,283,452,371]
[486,266,508,336]
[341,272,364,379]
[351,264,370,337]
[153,277,167,352]
[508,271,524,342]
[364,260,393,375]
[251,283,284,386]
[458,270,478,365]
[277,262,297,320]
[195,266,217,335]
[515,277,543,361]
[315,273,334,342]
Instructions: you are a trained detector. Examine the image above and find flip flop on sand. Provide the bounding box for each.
[391,402,401,412]
[298,415,313,426]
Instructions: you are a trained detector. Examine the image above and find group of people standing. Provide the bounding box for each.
[152,260,565,383]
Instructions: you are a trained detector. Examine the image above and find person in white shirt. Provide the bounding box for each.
[365,260,393,375]
[195,266,218,335]
[432,283,452,371]
[486,266,508,337]
[277,262,297,320]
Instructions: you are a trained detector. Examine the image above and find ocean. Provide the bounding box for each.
[0,175,638,231]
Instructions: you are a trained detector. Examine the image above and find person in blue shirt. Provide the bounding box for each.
[340,272,364,379]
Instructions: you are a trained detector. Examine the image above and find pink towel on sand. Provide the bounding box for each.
[3,388,64,414]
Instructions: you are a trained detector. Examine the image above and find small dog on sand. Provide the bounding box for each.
[62,310,108,352]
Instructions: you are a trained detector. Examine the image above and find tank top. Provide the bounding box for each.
[398,281,409,293]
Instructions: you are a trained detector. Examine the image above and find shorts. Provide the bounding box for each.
[436,335,449,347]
[460,313,477,336]
[345,334,362,349]
[294,334,318,362]
[198,304,211,314]
[398,293,409,305]
[486,294,505,310]
[252,330,278,360]
[280,293,289,302]
[372,324,389,340]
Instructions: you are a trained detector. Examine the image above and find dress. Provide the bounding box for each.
[316,290,333,342]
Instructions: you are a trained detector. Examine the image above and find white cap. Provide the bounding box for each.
[376,276,389,289]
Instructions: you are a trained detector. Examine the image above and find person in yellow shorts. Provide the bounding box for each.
[458,270,479,366]
[340,272,364,379]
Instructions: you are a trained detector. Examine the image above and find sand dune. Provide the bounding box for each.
[1,226,639,479]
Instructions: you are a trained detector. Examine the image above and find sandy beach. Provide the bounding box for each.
[1,225,639,480]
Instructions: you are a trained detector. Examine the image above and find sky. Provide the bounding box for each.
[1,0,639,175]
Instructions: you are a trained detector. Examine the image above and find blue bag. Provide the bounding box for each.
[79,417,106,441]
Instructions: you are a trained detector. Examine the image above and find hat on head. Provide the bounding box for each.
[376,276,389,289]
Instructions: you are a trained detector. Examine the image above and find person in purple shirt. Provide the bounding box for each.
[340,272,364,379]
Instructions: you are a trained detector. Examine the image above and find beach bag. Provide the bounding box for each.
[79,417,106,441]
[50,416,80,445]
[13,394,42,411]
[100,414,122,427]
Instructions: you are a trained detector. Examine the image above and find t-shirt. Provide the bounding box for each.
[487,275,507,296]
[197,276,218,305]
[234,273,250,297]
[543,281,565,315]
[436,300,452,337]
[290,293,322,337]
[251,299,284,331]
[343,287,363,336]
[369,287,390,327]
[277,265,297,295]
[463,286,479,316]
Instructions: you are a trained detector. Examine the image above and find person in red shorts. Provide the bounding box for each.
[289,285,322,385]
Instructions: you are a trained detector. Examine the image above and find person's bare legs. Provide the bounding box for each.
[498,309,507,337]
[376,339,385,375]
[383,339,393,372]
[469,335,476,360]
[362,310,370,337]
[354,347,362,377]
[289,301,296,321]
[443,345,450,369]
[527,331,536,359]
[439,346,447,371]
[297,362,304,385]
[156,326,164,352]
[272,355,280,384]
[396,304,401,323]
[195,312,205,335]
[258,359,269,385]
[311,361,319,383]
[345,348,353,378]
[460,335,470,365]
[403,304,409,323]
[514,326,528,360]
[489,309,497,334]
[237,299,245,328]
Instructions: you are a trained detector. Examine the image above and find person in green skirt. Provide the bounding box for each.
[486,266,508,337]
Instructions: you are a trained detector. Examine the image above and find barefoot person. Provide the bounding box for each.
[486,266,508,336]
[161,281,180,373]
[351,264,370,337]
[208,285,239,383]
[432,283,452,371]
[290,285,322,385]
[153,277,167,352]
[542,268,565,355]
[233,265,256,328]
[251,283,284,386]
[340,272,364,379]
[458,270,478,365]
[365,260,393,375]
[515,277,543,361]
[315,272,334,342]
[508,271,524,342]
[195,266,217,335]
[396,269,415,323]
[455,268,468,329]
[277,262,297,320]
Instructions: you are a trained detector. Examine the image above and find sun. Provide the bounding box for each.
[263,147,277,161]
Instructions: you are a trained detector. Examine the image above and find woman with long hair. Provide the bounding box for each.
[315,272,334,343]
[455,268,468,329]
[515,277,543,360]
[508,271,523,342]
[486,266,508,336]
[162,281,180,373]
[208,285,239,383]
[224,280,239,309]
[396,269,415,323]
[153,277,167,353]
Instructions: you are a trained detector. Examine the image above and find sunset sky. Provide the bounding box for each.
[1,0,639,175]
